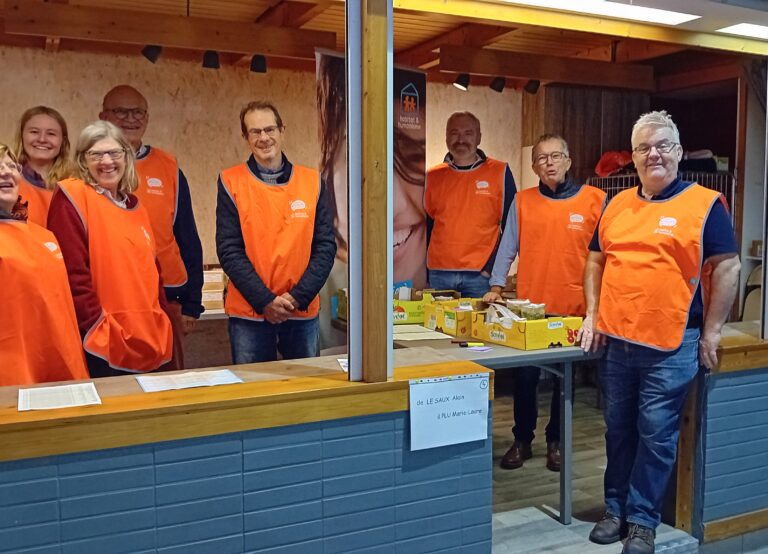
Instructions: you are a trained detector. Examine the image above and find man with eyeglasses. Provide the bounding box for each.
[216,101,336,363]
[484,134,605,472]
[580,111,739,554]
[424,111,516,297]
[99,85,203,370]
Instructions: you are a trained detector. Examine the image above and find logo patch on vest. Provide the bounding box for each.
[475,180,491,195]
[43,241,64,259]
[567,212,585,231]
[146,177,165,196]
[290,199,309,219]
[654,216,677,237]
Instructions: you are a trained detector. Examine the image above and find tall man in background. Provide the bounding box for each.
[100,85,204,369]
[424,111,516,297]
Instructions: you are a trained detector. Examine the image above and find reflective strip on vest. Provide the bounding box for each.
[517,185,605,316]
[19,175,53,228]
[57,178,172,371]
[220,163,321,320]
[134,147,188,287]
[425,158,506,271]
[0,220,88,385]
[597,183,721,350]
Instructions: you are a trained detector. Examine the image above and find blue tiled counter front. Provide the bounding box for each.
[0,409,492,554]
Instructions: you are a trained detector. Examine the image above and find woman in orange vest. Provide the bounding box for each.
[47,121,173,377]
[13,106,73,227]
[0,143,88,386]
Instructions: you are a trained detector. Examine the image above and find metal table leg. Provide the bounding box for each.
[560,360,573,525]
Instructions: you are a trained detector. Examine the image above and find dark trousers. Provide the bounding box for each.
[512,366,560,444]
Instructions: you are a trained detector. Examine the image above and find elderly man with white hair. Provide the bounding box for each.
[579,110,740,554]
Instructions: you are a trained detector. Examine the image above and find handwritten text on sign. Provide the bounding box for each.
[409,373,490,451]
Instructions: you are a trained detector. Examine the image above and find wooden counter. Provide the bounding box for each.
[0,348,496,554]
[0,347,491,463]
[717,320,768,373]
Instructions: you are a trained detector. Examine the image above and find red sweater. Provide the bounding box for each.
[47,189,168,335]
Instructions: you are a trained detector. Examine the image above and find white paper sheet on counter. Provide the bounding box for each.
[135,370,243,393]
[18,382,102,411]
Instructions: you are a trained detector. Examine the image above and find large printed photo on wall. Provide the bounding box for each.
[316,51,427,348]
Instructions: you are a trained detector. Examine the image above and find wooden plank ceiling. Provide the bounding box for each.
[0,0,746,90]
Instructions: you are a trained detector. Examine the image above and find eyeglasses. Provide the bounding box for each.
[247,126,281,138]
[0,161,21,172]
[534,151,567,165]
[85,149,125,162]
[632,142,679,156]
[104,107,148,121]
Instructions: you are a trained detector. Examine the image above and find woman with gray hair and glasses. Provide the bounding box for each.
[47,121,173,378]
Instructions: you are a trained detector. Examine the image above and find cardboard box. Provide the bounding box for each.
[471,312,582,350]
[203,269,227,291]
[393,290,459,324]
[202,289,224,310]
[337,289,348,321]
[423,298,486,338]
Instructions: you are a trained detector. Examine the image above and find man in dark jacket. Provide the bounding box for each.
[216,101,336,363]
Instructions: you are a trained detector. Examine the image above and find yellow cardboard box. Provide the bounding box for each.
[423,299,486,338]
[393,290,459,324]
[202,290,224,311]
[203,269,227,291]
[471,312,582,350]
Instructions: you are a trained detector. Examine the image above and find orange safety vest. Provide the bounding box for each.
[57,178,172,371]
[517,185,605,316]
[18,174,53,228]
[220,163,321,320]
[597,183,722,350]
[0,220,89,386]
[134,147,188,287]
[425,158,507,271]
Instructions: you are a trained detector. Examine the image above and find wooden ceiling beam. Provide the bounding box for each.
[4,0,336,60]
[614,39,688,63]
[257,1,332,27]
[395,23,512,70]
[656,62,743,92]
[438,45,655,91]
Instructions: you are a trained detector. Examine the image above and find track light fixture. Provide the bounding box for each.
[490,76,506,93]
[524,79,541,94]
[453,73,470,91]
[250,54,267,73]
[141,45,162,64]
[203,50,220,69]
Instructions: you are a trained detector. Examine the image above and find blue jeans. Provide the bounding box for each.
[228,317,320,364]
[600,328,700,529]
[512,367,560,444]
[428,269,490,298]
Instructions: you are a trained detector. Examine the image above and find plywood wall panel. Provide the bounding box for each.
[0,46,526,266]
[0,46,318,264]
[426,83,523,186]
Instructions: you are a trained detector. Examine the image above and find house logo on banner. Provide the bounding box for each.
[399,83,421,130]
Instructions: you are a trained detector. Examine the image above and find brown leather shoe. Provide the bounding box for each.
[546,441,561,472]
[500,441,532,469]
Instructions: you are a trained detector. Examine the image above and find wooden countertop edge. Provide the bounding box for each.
[0,361,494,462]
[716,346,768,373]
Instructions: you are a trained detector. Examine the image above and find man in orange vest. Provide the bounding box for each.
[580,111,740,554]
[484,134,605,473]
[216,101,336,363]
[100,85,203,369]
[425,112,516,297]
